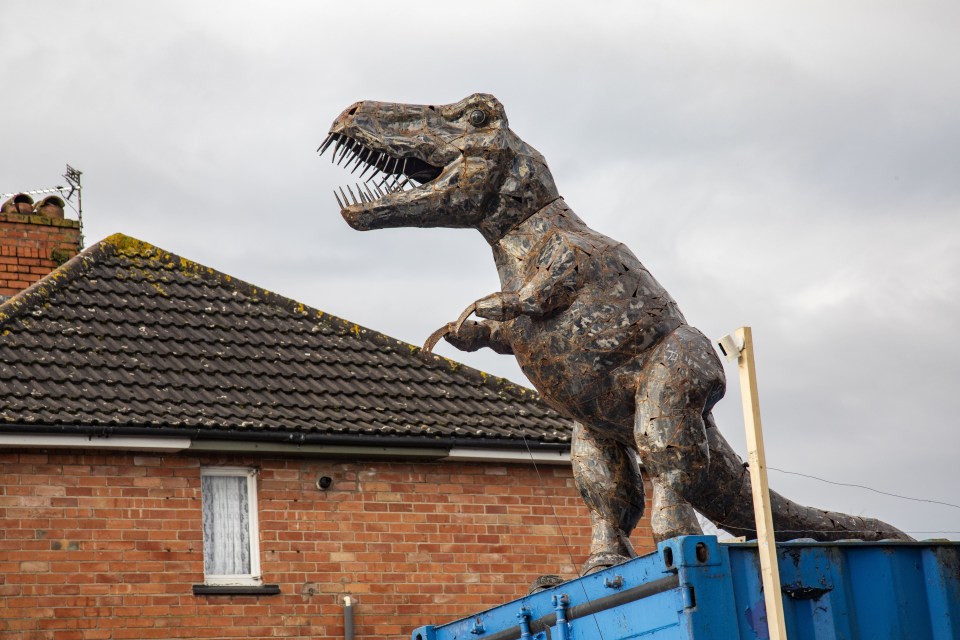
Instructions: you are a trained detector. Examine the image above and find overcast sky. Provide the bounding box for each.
[3,1,958,540]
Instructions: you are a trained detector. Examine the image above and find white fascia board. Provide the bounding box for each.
[188,441,570,463]
[188,440,448,459]
[444,447,570,465]
[0,434,572,464]
[0,434,191,451]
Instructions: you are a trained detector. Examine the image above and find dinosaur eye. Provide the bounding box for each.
[468,109,488,126]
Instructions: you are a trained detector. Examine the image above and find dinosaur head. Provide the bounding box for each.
[322,93,559,243]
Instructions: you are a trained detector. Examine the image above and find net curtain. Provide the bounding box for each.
[201,474,252,576]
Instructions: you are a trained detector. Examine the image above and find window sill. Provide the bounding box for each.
[192,584,281,596]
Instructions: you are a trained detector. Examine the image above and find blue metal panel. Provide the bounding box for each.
[723,539,960,639]
[411,537,960,640]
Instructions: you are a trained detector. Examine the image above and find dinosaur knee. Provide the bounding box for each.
[632,327,721,494]
[634,401,712,498]
[634,389,711,491]
[640,437,710,496]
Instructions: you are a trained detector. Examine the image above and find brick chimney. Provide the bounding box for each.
[0,193,82,297]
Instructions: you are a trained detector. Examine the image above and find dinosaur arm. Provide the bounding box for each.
[442,320,514,355]
[475,241,580,321]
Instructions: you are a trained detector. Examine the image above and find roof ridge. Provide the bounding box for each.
[1,232,546,406]
[0,232,126,328]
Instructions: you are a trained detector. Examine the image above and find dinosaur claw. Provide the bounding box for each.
[422,323,454,355]
[454,302,478,334]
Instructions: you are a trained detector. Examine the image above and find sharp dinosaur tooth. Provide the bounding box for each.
[363,183,377,201]
[350,148,368,174]
[366,162,382,182]
[373,183,384,197]
[331,137,343,162]
[339,186,350,205]
[346,184,359,205]
[334,190,344,209]
[336,142,352,164]
[318,133,335,155]
[358,152,375,179]
[365,152,385,182]
[401,158,408,177]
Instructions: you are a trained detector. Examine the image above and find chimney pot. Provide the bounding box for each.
[1,193,35,216]
[35,195,65,219]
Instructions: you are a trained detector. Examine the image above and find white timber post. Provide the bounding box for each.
[718,326,788,640]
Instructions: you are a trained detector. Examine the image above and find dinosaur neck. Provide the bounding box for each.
[490,198,572,290]
[478,196,565,245]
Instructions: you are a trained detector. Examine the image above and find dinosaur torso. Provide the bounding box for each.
[493,198,686,431]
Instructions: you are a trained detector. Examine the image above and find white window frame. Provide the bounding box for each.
[200,467,262,586]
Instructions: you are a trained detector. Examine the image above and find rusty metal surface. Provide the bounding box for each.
[323,93,910,570]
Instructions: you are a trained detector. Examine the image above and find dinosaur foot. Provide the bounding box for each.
[528,574,565,594]
[582,552,630,576]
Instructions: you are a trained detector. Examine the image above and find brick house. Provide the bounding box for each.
[0,208,655,640]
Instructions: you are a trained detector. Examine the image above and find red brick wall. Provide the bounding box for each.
[0,450,654,640]
[0,213,81,295]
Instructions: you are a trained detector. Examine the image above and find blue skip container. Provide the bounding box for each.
[412,535,959,639]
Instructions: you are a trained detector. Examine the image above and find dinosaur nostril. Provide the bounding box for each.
[347,106,358,116]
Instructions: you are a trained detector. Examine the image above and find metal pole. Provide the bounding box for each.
[343,596,355,640]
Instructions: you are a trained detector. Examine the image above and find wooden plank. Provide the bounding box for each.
[735,326,788,640]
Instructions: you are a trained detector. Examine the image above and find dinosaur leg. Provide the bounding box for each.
[571,421,644,574]
[634,326,724,542]
[633,327,911,542]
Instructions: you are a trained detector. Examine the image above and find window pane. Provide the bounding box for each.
[201,475,251,576]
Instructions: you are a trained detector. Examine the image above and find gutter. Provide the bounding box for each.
[0,423,572,464]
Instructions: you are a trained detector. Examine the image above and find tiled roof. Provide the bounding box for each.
[0,234,571,446]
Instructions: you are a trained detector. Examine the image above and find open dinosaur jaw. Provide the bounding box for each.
[318,131,452,229]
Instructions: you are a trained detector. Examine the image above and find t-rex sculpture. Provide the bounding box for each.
[320,93,910,573]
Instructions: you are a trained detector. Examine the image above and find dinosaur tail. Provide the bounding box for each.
[694,415,912,542]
